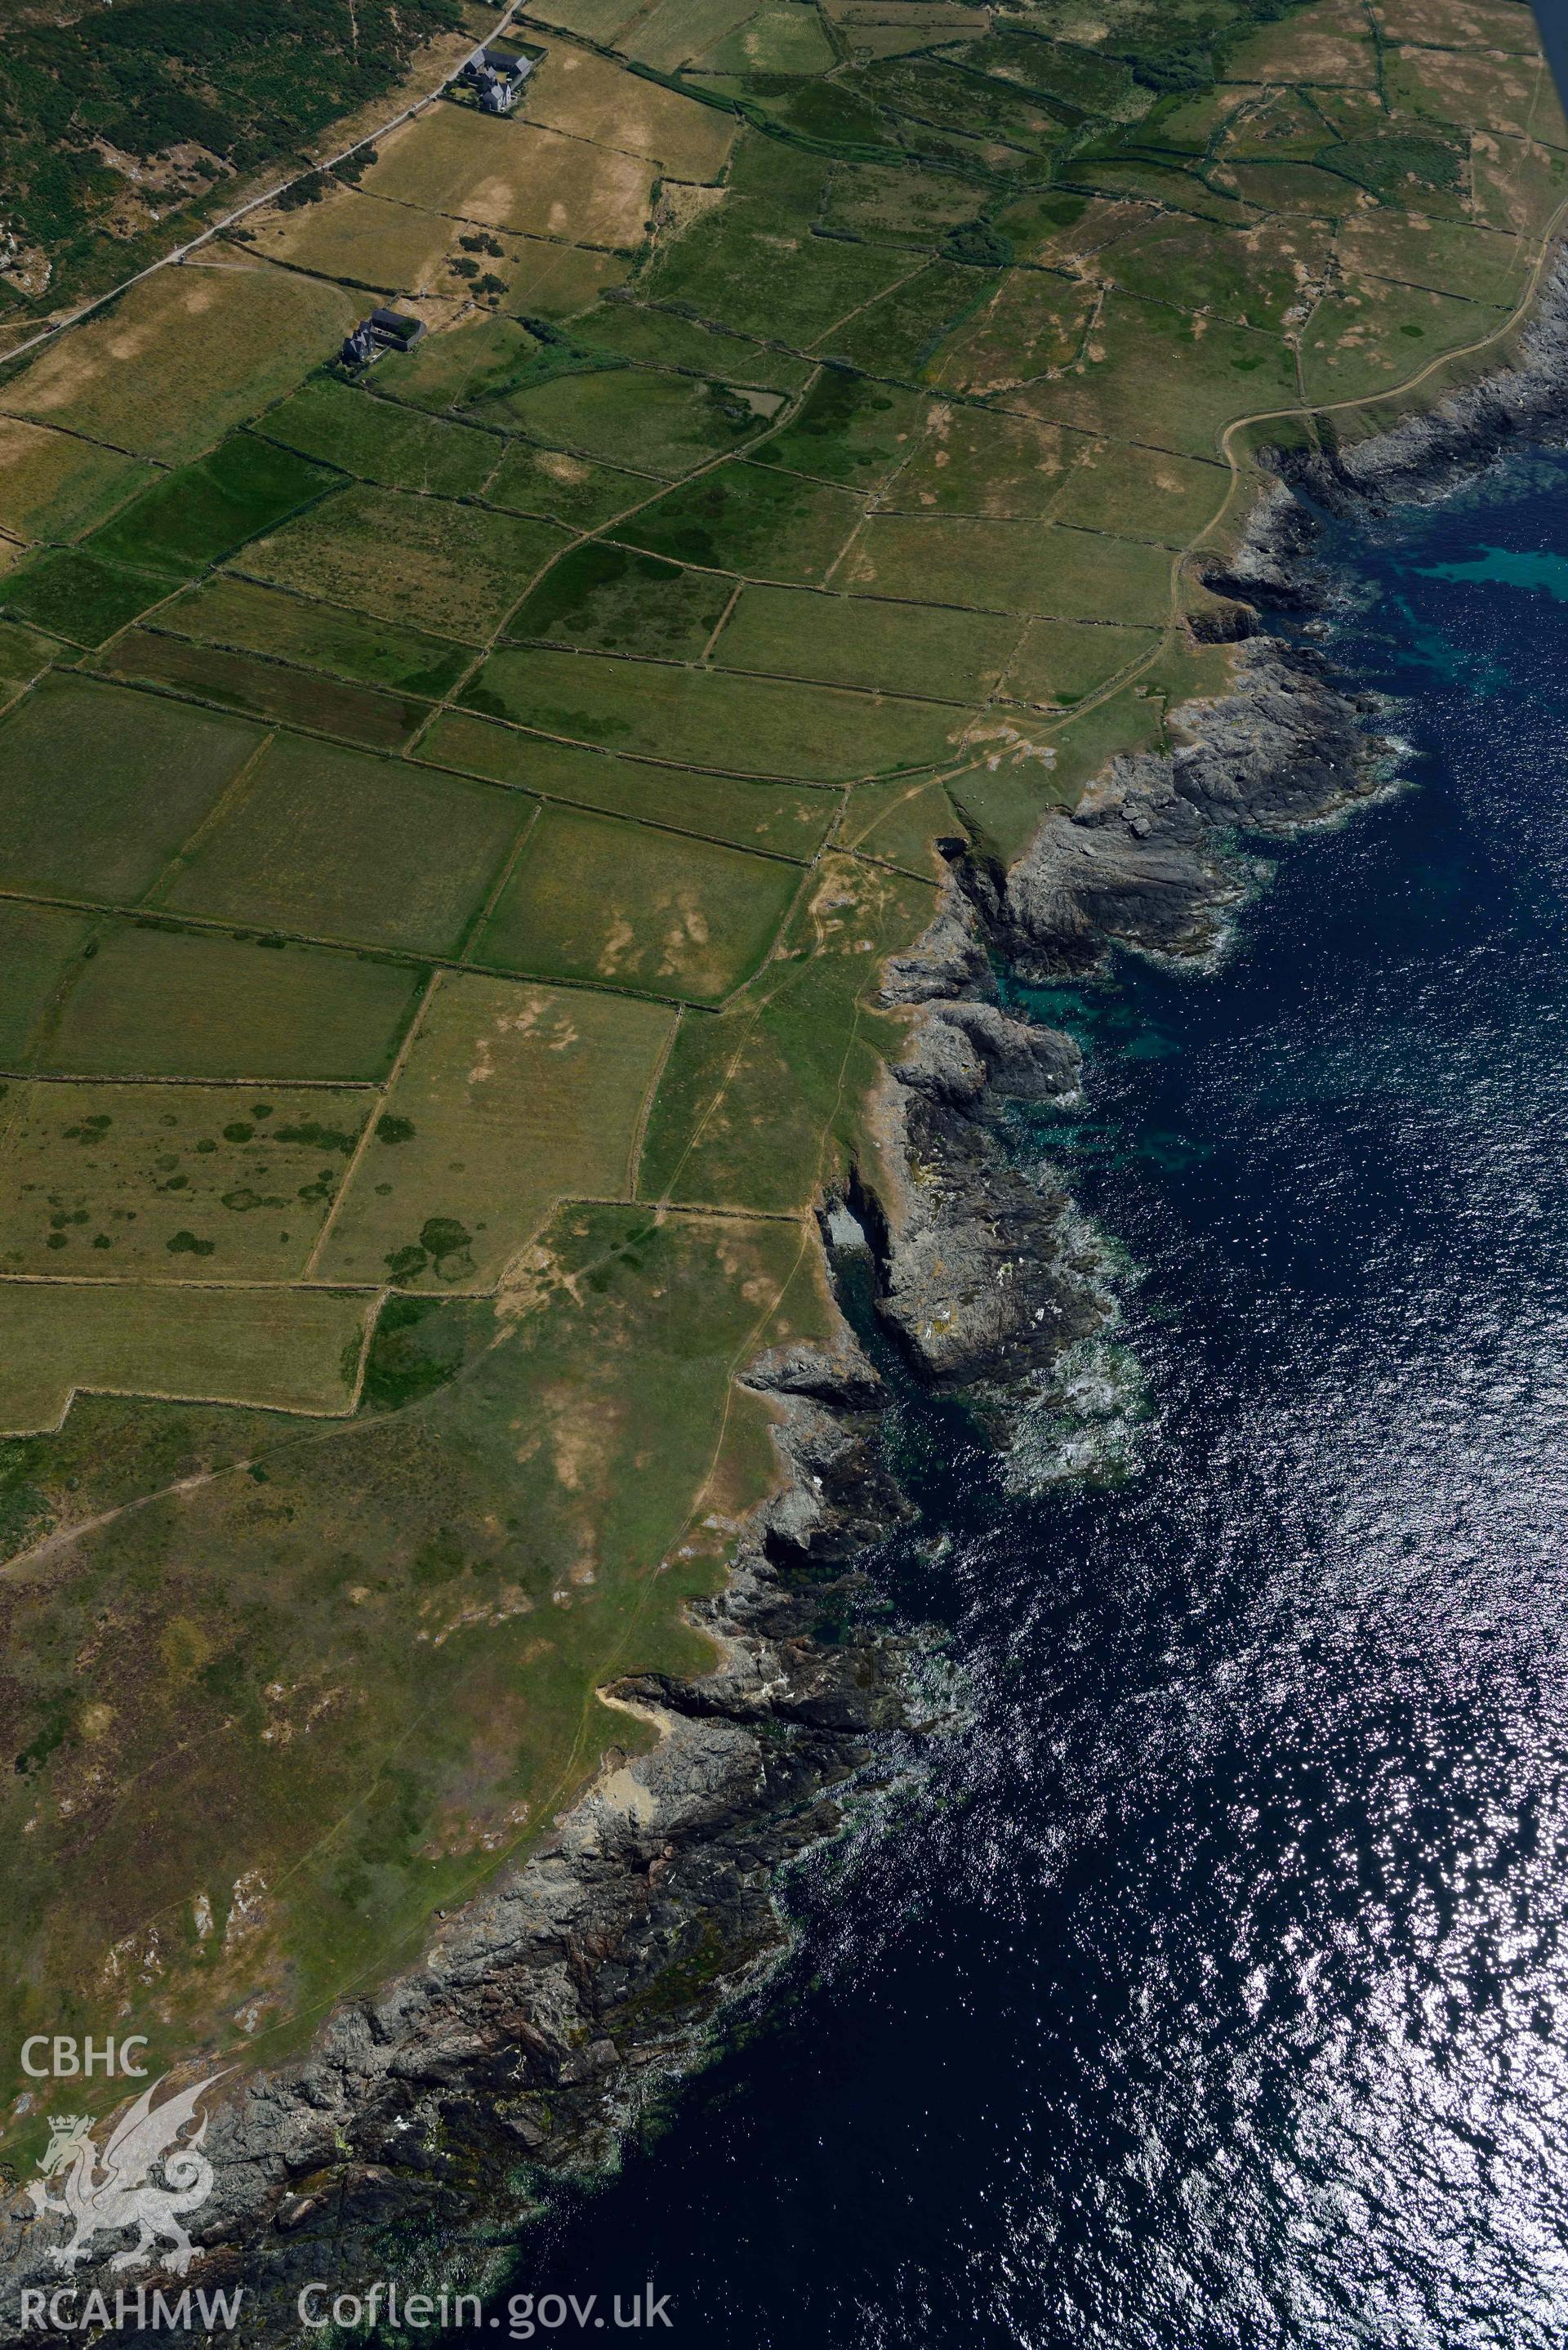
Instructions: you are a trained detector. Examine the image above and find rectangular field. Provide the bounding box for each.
[417,711,836,854]
[751,369,928,488]
[0,420,154,546]
[238,484,568,640]
[100,631,434,753]
[840,515,1173,622]
[241,188,457,297]
[316,972,675,1286]
[360,109,658,249]
[504,543,737,659]
[711,583,1015,701]
[472,805,801,1000]
[158,733,523,956]
[485,439,657,529]
[498,371,769,479]
[151,574,474,699]
[461,644,965,776]
[0,676,264,903]
[0,1282,370,1436]
[0,902,98,1065]
[0,264,359,462]
[617,459,866,582]
[519,38,737,177]
[84,435,338,578]
[887,409,1076,519]
[259,381,502,500]
[29,923,424,1081]
[0,1081,373,1280]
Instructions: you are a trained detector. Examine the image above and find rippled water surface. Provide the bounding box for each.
[505,451,1568,2345]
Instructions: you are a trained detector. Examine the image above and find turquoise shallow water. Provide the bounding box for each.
[478,446,1568,2346]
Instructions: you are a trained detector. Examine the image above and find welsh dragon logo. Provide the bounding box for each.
[26,2071,226,2276]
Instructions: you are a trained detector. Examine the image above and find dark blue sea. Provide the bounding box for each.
[497,448,1568,2346]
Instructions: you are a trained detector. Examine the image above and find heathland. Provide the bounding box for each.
[0,0,1558,2147]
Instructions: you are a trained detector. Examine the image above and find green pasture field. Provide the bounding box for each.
[158,733,523,957]
[712,582,1017,700]
[101,631,434,753]
[617,458,866,582]
[0,264,359,464]
[152,575,474,700]
[84,435,337,579]
[316,972,675,1286]
[0,903,98,1066]
[239,484,569,640]
[0,420,154,547]
[640,200,914,345]
[0,675,263,903]
[518,37,737,179]
[361,109,658,250]
[0,620,56,708]
[0,1080,373,1281]
[0,549,167,648]
[1001,617,1160,708]
[501,238,633,317]
[854,54,1070,150]
[417,711,838,854]
[751,367,927,488]
[505,543,737,658]
[697,3,837,74]
[1301,278,1509,402]
[0,1282,371,1438]
[841,513,1172,622]
[520,0,641,44]
[372,314,545,417]
[1007,291,1299,456]
[1332,215,1530,306]
[887,408,1075,517]
[1049,444,1229,546]
[1102,214,1339,334]
[637,851,924,1210]
[29,924,423,1082]
[623,0,760,70]
[463,642,963,775]
[484,441,657,529]
[819,261,1004,379]
[817,162,991,248]
[242,188,456,298]
[1472,133,1568,237]
[473,804,801,1000]
[573,303,813,395]
[259,380,502,500]
[497,370,769,478]
[1383,42,1546,141]
[925,269,1098,396]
